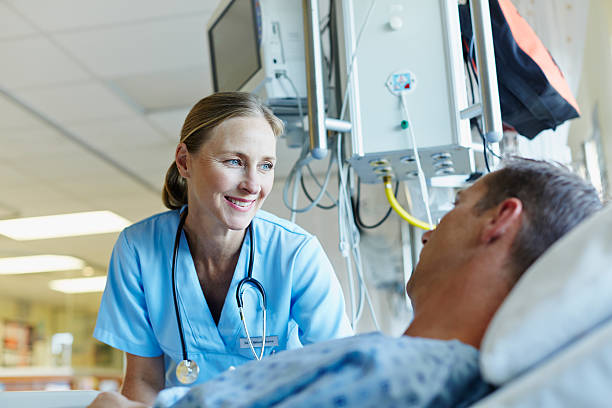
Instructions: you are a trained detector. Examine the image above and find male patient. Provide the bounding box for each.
[90,158,602,408]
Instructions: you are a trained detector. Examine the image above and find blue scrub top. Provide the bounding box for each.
[94,209,353,386]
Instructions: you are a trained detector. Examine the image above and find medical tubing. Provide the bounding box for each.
[300,171,336,209]
[399,92,434,226]
[352,243,380,330]
[353,177,398,229]
[290,167,301,223]
[172,209,189,362]
[280,71,317,216]
[335,135,357,325]
[383,177,434,230]
[282,140,336,213]
[301,163,338,209]
[337,133,379,328]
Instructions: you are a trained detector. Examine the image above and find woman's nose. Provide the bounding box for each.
[240,169,261,195]
[421,229,433,245]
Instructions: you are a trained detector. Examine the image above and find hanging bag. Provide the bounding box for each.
[459,0,580,139]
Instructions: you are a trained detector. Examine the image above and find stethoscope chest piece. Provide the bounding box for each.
[176,359,199,384]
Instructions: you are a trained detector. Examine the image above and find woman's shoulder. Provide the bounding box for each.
[121,209,179,240]
[254,210,313,240]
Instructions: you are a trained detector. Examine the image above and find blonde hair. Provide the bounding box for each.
[162,92,284,210]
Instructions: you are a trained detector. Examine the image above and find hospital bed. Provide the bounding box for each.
[1,204,611,407]
[473,202,612,407]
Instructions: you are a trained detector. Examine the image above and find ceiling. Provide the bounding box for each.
[0,0,306,311]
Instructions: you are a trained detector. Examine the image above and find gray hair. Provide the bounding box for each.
[474,157,602,281]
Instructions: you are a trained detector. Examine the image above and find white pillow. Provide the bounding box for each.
[480,204,612,385]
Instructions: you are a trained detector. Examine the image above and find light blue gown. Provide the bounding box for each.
[94,209,353,386]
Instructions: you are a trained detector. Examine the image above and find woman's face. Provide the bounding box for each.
[177,115,276,232]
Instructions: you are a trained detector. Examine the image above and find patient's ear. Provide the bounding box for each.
[481,198,523,244]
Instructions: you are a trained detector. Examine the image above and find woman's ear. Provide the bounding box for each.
[175,143,190,179]
[481,198,523,244]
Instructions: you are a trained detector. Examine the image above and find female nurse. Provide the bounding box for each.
[93,92,352,405]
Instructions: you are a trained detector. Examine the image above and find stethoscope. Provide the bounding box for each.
[172,207,267,384]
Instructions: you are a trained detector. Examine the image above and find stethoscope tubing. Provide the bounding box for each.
[172,209,189,362]
[172,207,267,382]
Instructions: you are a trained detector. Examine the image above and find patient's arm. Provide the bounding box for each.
[121,353,165,405]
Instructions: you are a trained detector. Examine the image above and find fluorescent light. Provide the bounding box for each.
[0,255,85,275]
[49,276,107,294]
[0,211,131,240]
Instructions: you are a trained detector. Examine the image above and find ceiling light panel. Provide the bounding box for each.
[0,255,85,274]
[49,276,107,293]
[0,210,131,240]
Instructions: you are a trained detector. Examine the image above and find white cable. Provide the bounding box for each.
[305,163,338,205]
[339,0,378,121]
[280,73,337,214]
[336,133,380,331]
[290,167,301,223]
[399,92,434,227]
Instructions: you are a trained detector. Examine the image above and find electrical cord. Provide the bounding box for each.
[336,133,379,330]
[352,176,398,229]
[300,166,337,210]
[278,72,337,215]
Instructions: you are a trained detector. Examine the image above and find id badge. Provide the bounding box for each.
[239,335,279,349]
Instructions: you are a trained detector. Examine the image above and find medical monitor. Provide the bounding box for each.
[208,0,261,92]
[207,0,307,107]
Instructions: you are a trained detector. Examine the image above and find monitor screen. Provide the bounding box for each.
[208,0,261,92]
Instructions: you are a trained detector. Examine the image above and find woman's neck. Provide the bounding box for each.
[182,213,246,279]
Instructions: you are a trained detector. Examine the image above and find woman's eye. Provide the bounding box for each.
[226,159,242,166]
[261,162,274,171]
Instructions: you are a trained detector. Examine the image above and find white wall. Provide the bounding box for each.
[567,0,612,197]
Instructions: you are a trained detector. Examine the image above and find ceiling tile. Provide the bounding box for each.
[0,127,79,161]
[16,81,136,124]
[0,2,37,39]
[65,117,170,152]
[110,66,212,112]
[7,0,219,32]
[146,108,190,140]
[1,183,88,217]
[0,92,48,130]
[53,15,212,78]
[0,36,90,89]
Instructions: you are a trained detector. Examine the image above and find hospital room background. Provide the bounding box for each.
[0,0,610,394]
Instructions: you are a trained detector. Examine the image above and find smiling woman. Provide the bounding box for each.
[92,92,353,406]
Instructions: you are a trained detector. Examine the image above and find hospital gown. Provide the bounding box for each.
[153,332,492,408]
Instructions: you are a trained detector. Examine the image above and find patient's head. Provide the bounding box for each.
[473,157,602,282]
[405,157,602,346]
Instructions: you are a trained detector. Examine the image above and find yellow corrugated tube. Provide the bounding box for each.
[383,176,434,231]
